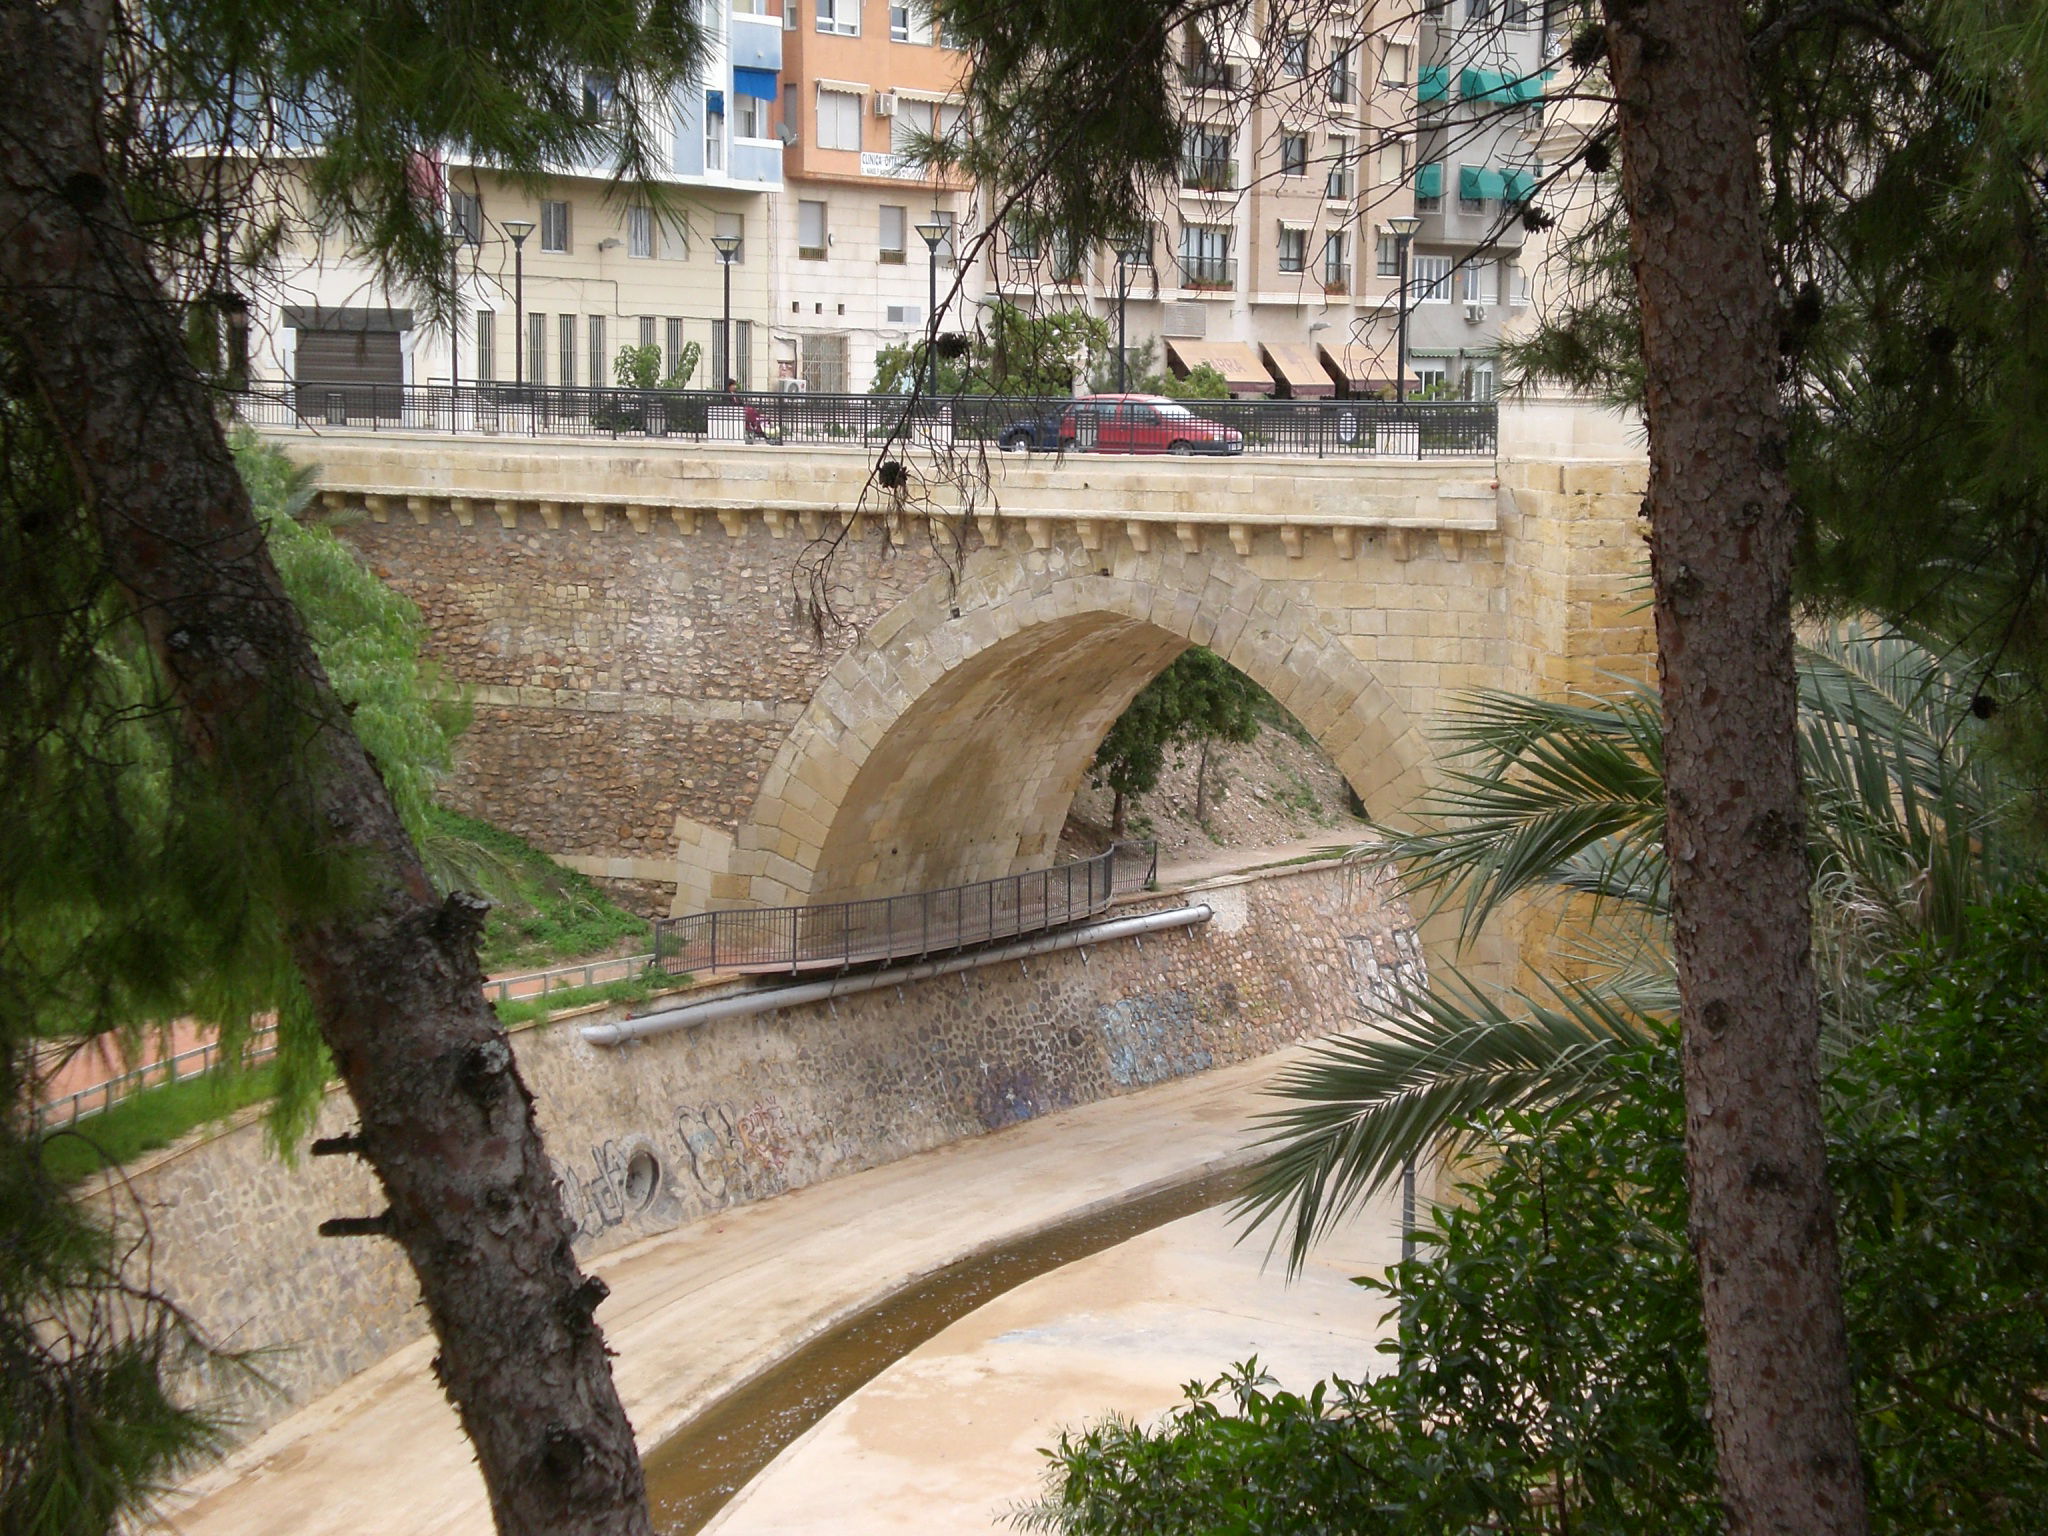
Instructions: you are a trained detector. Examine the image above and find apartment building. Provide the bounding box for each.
[767,0,975,393]
[252,0,784,400]
[983,1,1545,402]
[1402,0,1549,399]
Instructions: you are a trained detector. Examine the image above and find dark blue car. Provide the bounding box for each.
[997,409,1069,452]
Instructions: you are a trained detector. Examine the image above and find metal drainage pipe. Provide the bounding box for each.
[581,904,1213,1047]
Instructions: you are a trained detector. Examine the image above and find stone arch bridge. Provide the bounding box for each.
[275,400,1648,919]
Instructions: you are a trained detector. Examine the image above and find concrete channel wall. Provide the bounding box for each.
[101,861,1419,1446]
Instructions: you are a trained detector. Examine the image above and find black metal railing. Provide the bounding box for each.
[228,384,1498,458]
[652,842,1158,979]
[1175,255,1238,289]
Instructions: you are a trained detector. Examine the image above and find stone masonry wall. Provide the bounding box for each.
[108,862,1418,1445]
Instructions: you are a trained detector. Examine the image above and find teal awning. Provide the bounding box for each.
[1415,161,1443,198]
[1502,168,1536,203]
[1508,70,1553,104]
[1459,165,1507,201]
[1417,65,1448,102]
[1460,68,1513,101]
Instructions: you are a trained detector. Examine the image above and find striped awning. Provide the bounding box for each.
[1259,342,1337,399]
[1164,339,1274,396]
[1319,342,1420,398]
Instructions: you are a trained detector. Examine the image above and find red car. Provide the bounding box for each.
[1059,394,1245,456]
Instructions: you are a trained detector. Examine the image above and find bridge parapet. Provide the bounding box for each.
[276,433,1505,566]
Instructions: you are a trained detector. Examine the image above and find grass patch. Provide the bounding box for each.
[492,973,674,1028]
[40,1064,278,1186]
[421,805,653,971]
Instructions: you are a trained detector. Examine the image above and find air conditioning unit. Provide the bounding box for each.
[873,92,898,118]
[1463,302,1489,322]
[776,378,807,393]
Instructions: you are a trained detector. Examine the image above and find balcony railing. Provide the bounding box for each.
[1180,159,1238,193]
[226,383,1499,458]
[1176,255,1237,289]
[1322,263,1353,295]
[1181,60,1238,91]
[653,843,1158,977]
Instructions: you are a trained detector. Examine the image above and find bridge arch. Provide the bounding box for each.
[716,536,1431,908]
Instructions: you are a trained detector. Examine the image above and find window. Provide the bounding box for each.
[1179,222,1232,287]
[1323,231,1349,291]
[715,210,745,261]
[786,0,797,27]
[640,315,657,350]
[889,2,928,42]
[528,312,547,384]
[1411,253,1453,303]
[1277,227,1305,274]
[706,96,726,171]
[658,215,688,260]
[1415,360,1449,394]
[735,92,763,138]
[541,199,570,253]
[816,0,858,35]
[892,96,961,154]
[1326,136,1353,200]
[1049,232,1078,282]
[817,88,861,150]
[797,199,828,259]
[1381,42,1409,88]
[801,333,850,393]
[1279,134,1308,177]
[581,72,617,122]
[1329,39,1355,103]
[1463,0,1494,20]
[665,317,685,378]
[1462,261,1499,304]
[1006,214,1039,263]
[1279,33,1308,77]
[1508,263,1531,306]
[1376,232,1399,277]
[734,319,753,388]
[452,190,483,246]
[1459,165,1486,213]
[1465,360,1497,401]
[879,204,906,263]
[627,205,654,258]
[1182,125,1234,190]
[589,315,607,381]
[559,313,578,387]
[475,310,495,381]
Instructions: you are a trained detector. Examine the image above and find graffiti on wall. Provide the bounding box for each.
[1096,989,1213,1087]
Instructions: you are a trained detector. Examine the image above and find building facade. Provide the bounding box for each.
[765,0,976,394]
[250,0,786,401]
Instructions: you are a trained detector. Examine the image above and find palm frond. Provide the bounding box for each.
[1235,972,1668,1273]
[1372,687,1667,943]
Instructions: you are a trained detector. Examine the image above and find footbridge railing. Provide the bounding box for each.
[653,843,1158,979]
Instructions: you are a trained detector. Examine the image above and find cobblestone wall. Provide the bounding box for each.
[106,862,1417,1444]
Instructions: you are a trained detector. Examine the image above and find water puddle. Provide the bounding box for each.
[644,1167,1244,1534]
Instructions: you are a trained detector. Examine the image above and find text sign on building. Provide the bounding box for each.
[860,151,922,180]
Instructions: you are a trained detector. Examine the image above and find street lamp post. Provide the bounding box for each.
[503,219,534,387]
[1114,239,1148,393]
[1387,214,1422,404]
[711,233,743,388]
[914,215,949,398]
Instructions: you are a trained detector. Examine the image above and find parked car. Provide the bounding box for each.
[1057,394,1245,456]
[996,408,1068,452]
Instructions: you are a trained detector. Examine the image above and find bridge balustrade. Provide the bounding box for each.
[653,842,1158,978]
[229,384,1496,459]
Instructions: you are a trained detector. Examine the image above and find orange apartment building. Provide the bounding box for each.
[767,0,976,393]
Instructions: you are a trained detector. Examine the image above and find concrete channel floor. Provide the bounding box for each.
[151,1043,1369,1536]
[702,1189,1401,1535]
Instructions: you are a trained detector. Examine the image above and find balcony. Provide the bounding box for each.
[1177,255,1237,291]
[1181,60,1238,92]
[1322,263,1352,296]
[1180,159,1238,194]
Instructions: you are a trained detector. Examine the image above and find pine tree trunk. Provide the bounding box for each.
[1111,787,1127,838]
[1599,3,1869,1532]
[0,5,651,1533]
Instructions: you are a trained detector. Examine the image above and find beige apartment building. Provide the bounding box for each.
[250,1,785,401]
[765,0,975,393]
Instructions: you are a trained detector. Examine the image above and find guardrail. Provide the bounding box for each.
[226,385,1496,458]
[652,842,1158,979]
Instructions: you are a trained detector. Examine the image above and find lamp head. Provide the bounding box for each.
[1386,214,1423,241]
[913,220,949,250]
[711,233,743,260]
[502,218,535,247]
